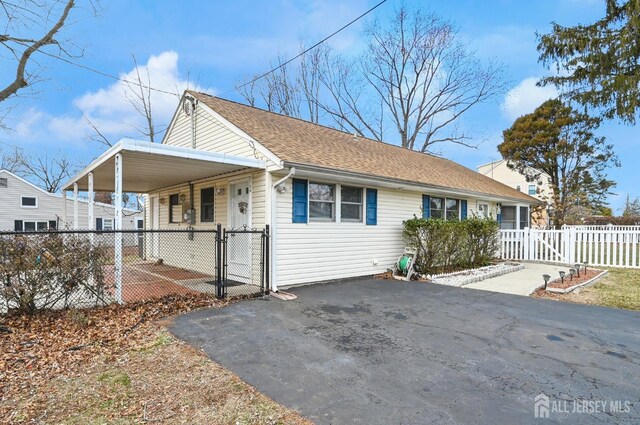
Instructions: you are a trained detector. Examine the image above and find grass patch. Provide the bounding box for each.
[534,267,640,310]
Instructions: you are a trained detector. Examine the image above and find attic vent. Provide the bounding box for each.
[0,178,7,188]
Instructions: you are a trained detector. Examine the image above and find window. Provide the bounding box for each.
[309,182,335,221]
[341,186,363,222]
[430,197,444,219]
[500,206,517,229]
[21,196,37,208]
[18,221,49,232]
[446,198,460,221]
[477,203,489,218]
[516,185,521,192]
[102,218,114,230]
[430,197,460,220]
[0,178,7,188]
[519,206,529,229]
[528,184,536,196]
[169,193,181,223]
[200,188,214,222]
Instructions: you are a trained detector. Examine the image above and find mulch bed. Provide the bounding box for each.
[545,268,603,290]
[0,294,233,422]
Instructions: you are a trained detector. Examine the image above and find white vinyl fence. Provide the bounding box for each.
[561,224,640,231]
[500,227,640,268]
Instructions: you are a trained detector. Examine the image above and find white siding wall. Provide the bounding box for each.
[274,178,502,287]
[145,170,265,275]
[164,101,270,162]
[0,171,141,230]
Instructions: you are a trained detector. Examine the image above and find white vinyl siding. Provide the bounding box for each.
[275,180,503,287]
[0,171,141,231]
[276,179,421,287]
[163,102,270,161]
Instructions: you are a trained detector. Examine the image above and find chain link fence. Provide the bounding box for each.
[223,227,270,298]
[0,226,269,315]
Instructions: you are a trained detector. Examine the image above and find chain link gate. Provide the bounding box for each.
[219,225,270,298]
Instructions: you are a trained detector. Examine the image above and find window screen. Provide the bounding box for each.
[341,186,362,222]
[201,188,214,222]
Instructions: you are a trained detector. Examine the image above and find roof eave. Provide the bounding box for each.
[283,161,538,204]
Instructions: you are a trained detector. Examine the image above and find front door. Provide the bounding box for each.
[228,181,251,283]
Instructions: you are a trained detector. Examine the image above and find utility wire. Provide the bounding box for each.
[35,0,389,99]
[225,0,389,96]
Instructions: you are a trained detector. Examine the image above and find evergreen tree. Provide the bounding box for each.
[499,99,618,228]
[537,0,640,123]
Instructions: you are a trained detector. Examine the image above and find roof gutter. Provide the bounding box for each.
[283,161,540,205]
[270,167,296,292]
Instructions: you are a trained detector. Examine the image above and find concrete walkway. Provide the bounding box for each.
[464,262,570,296]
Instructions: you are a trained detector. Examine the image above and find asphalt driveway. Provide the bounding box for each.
[171,279,640,424]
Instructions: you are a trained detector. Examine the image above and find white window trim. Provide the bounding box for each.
[430,196,461,221]
[20,195,38,209]
[308,181,337,223]
[21,221,49,231]
[102,218,114,230]
[340,185,364,223]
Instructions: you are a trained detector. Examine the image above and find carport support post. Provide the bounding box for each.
[73,183,79,230]
[114,153,123,304]
[88,172,94,241]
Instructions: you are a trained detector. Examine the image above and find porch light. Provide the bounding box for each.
[574,264,581,278]
[215,187,225,196]
[159,197,166,205]
[559,271,565,284]
[569,268,576,280]
[542,274,551,290]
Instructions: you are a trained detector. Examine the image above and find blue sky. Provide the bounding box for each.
[1,0,637,211]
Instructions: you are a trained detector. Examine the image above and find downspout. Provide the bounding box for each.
[271,167,295,292]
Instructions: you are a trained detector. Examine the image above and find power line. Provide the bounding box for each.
[34,0,389,102]
[225,0,389,96]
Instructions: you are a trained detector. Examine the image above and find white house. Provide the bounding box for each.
[0,169,142,231]
[477,159,551,228]
[63,91,537,291]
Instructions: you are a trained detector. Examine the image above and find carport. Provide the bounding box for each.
[62,138,266,302]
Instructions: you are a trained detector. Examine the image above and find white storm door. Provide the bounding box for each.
[228,181,251,282]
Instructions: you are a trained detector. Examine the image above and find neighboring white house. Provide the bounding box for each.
[477,159,551,228]
[0,169,142,231]
[63,91,538,290]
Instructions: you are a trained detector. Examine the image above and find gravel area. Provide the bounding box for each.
[429,262,524,287]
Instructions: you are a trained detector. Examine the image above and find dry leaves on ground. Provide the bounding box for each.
[0,294,311,424]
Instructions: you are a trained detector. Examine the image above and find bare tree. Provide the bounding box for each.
[0,146,75,192]
[237,56,301,118]
[0,0,75,102]
[124,55,163,143]
[325,7,506,152]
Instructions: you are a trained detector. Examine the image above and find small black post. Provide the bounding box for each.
[216,223,224,299]
[264,224,270,295]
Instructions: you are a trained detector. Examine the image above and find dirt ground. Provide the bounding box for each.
[0,295,311,424]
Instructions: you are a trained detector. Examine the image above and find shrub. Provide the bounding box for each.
[402,217,500,275]
[0,233,110,315]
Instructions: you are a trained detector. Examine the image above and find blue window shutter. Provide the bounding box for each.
[461,200,468,220]
[292,178,308,223]
[96,217,103,230]
[422,195,431,218]
[496,213,502,223]
[366,188,378,225]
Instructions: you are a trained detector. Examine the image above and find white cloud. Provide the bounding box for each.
[9,51,203,147]
[73,51,203,140]
[501,77,559,120]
